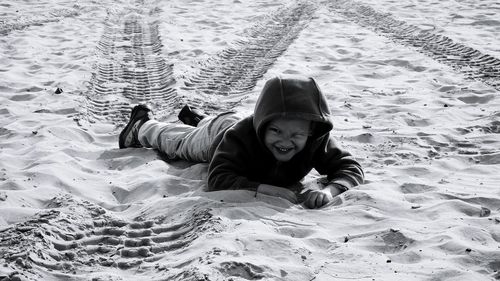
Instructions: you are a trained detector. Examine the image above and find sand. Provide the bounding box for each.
[1,0,499,280]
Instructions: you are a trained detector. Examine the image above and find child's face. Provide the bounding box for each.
[264,117,311,162]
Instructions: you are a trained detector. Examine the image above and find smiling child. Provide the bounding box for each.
[119,75,364,208]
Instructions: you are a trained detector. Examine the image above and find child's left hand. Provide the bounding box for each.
[302,184,345,209]
[303,189,333,209]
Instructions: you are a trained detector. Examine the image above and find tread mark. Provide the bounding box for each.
[83,7,178,126]
[0,195,219,276]
[0,6,81,35]
[182,1,317,112]
[329,0,500,90]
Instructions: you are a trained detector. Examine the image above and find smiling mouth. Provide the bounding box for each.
[275,146,293,153]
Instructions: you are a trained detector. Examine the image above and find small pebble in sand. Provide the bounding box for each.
[0,192,7,201]
[480,207,491,217]
[15,258,25,267]
[65,252,76,260]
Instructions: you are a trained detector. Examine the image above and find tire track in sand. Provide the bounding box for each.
[0,6,81,35]
[0,195,219,278]
[329,0,500,91]
[182,1,317,112]
[84,4,177,125]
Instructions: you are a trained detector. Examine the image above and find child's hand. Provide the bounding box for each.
[257,184,298,204]
[328,183,345,198]
[303,189,333,209]
[302,184,346,208]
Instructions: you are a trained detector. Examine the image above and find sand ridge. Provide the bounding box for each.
[1,0,500,280]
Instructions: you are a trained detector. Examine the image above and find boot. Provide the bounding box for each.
[178,104,207,127]
[118,104,152,148]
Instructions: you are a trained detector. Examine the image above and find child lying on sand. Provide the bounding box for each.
[119,75,364,208]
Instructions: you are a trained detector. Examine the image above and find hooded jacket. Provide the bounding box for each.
[207,76,364,192]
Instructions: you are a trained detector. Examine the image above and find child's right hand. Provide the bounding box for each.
[257,184,298,204]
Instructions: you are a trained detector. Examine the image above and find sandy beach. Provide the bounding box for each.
[1,0,499,280]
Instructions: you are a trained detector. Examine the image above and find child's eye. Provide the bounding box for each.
[269,127,280,134]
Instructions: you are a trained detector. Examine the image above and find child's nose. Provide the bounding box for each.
[277,135,294,144]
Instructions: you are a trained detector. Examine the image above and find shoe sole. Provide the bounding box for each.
[118,105,150,149]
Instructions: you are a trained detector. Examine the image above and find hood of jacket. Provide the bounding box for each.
[253,75,333,144]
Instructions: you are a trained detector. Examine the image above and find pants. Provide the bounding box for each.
[138,113,240,162]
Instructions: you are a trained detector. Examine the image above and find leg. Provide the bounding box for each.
[176,113,240,162]
[139,113,240,162]
[119,105,240,162]
[138,120,195,160]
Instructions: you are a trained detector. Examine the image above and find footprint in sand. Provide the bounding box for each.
[400,183,438,194]
[219,261,266,280]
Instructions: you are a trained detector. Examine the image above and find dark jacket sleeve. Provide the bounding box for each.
[207,125,260,192]
[313,136,364,189]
